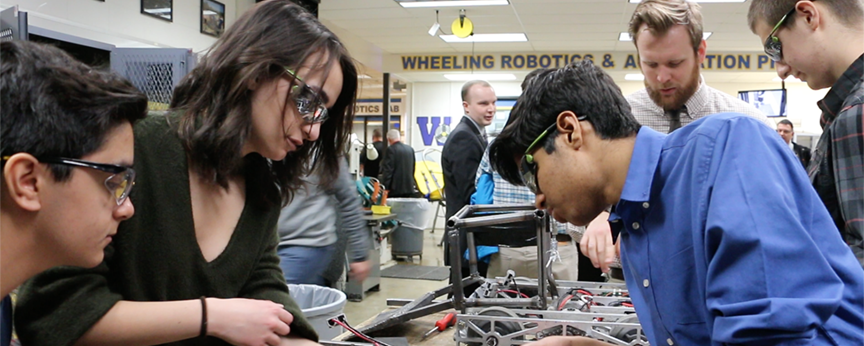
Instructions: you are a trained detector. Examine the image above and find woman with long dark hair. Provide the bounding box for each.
[14,1,357,345]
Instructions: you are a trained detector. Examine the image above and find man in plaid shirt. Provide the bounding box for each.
[749,0,863,267]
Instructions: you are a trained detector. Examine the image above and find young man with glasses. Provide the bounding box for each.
[489,60,863,346]
[749,0,864,269]
[0,40,146,346]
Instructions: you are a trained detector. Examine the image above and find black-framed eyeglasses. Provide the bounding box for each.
[284,68,329,124]
[519,115,588,194]
[764,6,798,62]
[24,156,135,206]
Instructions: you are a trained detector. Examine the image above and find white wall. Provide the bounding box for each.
[320,18,384,74]
[1,0,252,52]
[407,79,828,152]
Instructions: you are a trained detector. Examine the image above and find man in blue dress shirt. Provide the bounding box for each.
[488,60,864,346]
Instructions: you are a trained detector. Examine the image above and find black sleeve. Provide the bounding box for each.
[238,225,318,342]
[445,131,484,206]
[379,146,396,189]
[15,257,124,346]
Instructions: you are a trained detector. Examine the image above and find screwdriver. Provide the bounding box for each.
[422,312,457,339]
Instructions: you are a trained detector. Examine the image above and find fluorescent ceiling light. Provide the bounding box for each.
[629,0,744,3]
[618,32,711,41]
[444,73,516,81]
[440,33,527,42]
[624,73,645,81]
[358,74,372,79]
[773,76,803,83]
[398,0,509,8]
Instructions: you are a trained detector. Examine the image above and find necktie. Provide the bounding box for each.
[667,109,682,132]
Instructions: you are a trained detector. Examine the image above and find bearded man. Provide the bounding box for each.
[579,0,773,281]
[627,0,771,132]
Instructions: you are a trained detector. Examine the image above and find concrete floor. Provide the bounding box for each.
[342,227,450,327]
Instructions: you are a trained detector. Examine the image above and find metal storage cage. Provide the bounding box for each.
[110,48,197,111]
[0,6,28,42]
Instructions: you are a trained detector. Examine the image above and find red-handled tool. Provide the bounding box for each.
[422,312,457,339]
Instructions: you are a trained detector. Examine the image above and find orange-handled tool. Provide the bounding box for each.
[371,181,381,204]
[422,312,457,339]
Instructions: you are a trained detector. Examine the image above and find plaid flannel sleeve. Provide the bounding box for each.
[476,149,491,186]
[832,102,864,263]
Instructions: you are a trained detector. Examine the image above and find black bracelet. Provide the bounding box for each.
[199,296,208,338]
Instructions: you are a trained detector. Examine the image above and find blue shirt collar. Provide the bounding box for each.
[618,126,666,203]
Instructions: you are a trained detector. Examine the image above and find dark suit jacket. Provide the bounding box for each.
[379,141,417,198]
[793,142,812,168]
[442,117,487,266]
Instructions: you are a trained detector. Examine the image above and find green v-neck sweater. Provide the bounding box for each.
[14,113,317,346]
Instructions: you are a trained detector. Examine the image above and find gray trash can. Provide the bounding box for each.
[388,198,431,260]
[388,198,432,229]
[391,224,424,259]
[287,284,347,340]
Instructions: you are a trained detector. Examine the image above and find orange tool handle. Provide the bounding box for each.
[435,312,456,331]
[371,182,381,203]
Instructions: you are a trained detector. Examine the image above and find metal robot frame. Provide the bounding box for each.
[331,204,648,346]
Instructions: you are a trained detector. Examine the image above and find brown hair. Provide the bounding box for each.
[461,80,492,102]
[170,0,357,207]
[748,0,863,33]
[628,0,704,52]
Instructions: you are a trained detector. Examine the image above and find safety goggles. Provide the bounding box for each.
[764,7,798,62]
[519,115,588,194]
[11,156,136,206]
[284,68,329,124]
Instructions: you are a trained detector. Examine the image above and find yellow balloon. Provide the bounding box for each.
[451,16,473,39]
